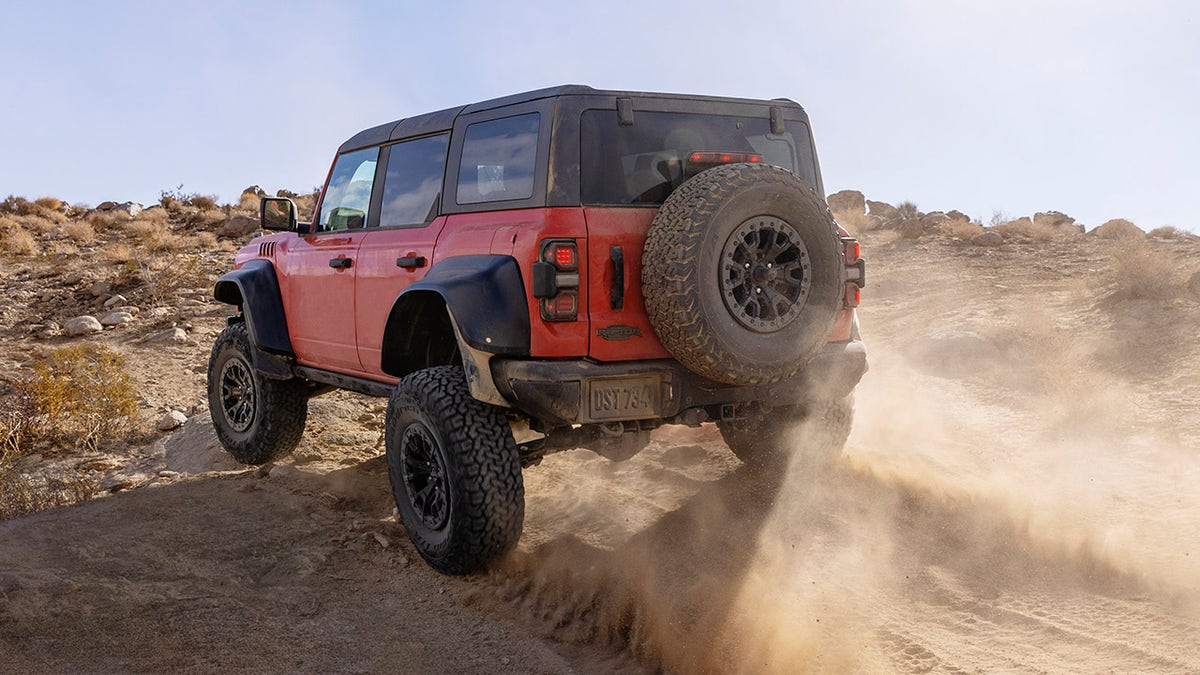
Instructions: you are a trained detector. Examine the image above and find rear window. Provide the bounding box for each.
[580,110,816,205]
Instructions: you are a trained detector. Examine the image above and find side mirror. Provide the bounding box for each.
[260,197,297,231]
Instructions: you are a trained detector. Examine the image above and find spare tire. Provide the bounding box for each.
[642,163,843,385]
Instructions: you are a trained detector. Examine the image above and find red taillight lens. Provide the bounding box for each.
[844,240,861,263]
[542,240,578,272]
[540,290,578,321]
[844,284,860,308]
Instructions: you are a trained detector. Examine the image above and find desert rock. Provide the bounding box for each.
[64,315,103,335]
[1091,218,1145,240]
[827,189,865,214]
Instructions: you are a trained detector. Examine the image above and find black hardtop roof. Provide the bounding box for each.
[338,85,805,153]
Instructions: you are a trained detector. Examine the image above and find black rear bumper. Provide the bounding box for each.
[491,340,867,426]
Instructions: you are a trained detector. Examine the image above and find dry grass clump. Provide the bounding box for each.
[1147,226,1188,240]
[1108,241,1178,301]
[0,345,140,458]
[238,191,262,211]
[123,219,186,252]
[0,463,99,521]
[0,216,40,255]
[62,219,96,243]
[992,217,1065,242]
[944,218,985,241]
[133,252,206,304]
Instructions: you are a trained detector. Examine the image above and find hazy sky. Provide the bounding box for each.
[2,1,1197,232]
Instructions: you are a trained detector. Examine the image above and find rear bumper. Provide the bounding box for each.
[491,340,867,426]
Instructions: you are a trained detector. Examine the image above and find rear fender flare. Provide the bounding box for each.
[380,255,530,403]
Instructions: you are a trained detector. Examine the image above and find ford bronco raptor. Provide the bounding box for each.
[207,85,867,575]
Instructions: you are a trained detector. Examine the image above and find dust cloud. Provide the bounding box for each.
[479,237,1200,673]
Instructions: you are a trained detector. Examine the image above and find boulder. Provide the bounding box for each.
[89,281,113,297]
[64,315,103,336]
[220,215,260,237]
[113,202,144,218]
[103,294,128,309]
[867,200,899,221]
[145,327,189,344]
[242,185,268,198]
[95,201,119,211]
[971,231,1004,247]
[827,190,865,215]
[898,219,925,239]
[1091,218,1145,240]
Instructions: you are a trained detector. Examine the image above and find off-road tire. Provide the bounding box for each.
[642,163,844,385]
[385,366,524,575]
[718,396,854,469]
[206,322,308,465]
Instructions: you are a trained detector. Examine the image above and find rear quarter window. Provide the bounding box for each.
[456,113,540,205]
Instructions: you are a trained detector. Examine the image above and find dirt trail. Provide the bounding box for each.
[3,230,1199,672]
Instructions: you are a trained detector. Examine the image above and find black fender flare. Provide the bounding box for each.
[212,259,294,356]
[380,255,530,378]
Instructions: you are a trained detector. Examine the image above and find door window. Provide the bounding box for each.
[378,134,449,227]
[316,147,379,231]
[456,113,540,205]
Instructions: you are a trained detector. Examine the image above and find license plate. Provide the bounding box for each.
[586,376,660,420]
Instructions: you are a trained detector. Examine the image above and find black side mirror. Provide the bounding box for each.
[260,197,297,231]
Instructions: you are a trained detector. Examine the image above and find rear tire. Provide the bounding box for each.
[206,322,307,465]
[385,366,524,575]
[718,396,854,469]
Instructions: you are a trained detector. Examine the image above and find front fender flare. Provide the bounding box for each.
[212,259,294,356]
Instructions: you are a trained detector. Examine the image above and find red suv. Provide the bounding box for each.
[207,86,867,574]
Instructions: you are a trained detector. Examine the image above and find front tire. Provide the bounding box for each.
[385,366,524,575]
[206,322,308,465]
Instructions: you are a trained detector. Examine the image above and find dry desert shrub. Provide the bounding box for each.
[1108,241,1178,301]
[196,231,219,248]
[123,219,186,252]
[62,219,96,243]
[1092,218,1145,240]
[1,344,139,457]
[104,242,134,264]
[944,218,984,241]
[134,252,205,304]
[86,210,123,230]
[0,218,40,255]
[0,462,99,521]
[1147,226,1187,240]
[238,191,262,211]
[992,217,1065,242]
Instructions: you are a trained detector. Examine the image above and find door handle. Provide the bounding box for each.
[396,255,427,269]
[328,257,353,269]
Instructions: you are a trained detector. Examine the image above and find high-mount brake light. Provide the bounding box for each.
[688,152,763,165]
[535,239,581,322]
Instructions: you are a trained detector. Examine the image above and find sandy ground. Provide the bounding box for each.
[2,228,1199,672]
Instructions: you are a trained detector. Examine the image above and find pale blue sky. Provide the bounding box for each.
[1,1,1196,231]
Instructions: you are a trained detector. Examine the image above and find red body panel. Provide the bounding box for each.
[438,208,591,359]
[355,218,448,377]
[580,208,671,361]
[281,232,366,372]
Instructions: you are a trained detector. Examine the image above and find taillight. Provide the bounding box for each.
[842,237,865,308]
[533,239,581,322]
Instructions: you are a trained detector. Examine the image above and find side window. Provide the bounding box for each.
[378,134,449,227]
[456,113,539,205]
[316,147,379,232]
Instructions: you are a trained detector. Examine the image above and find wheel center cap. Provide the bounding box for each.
[751,264,774,283]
